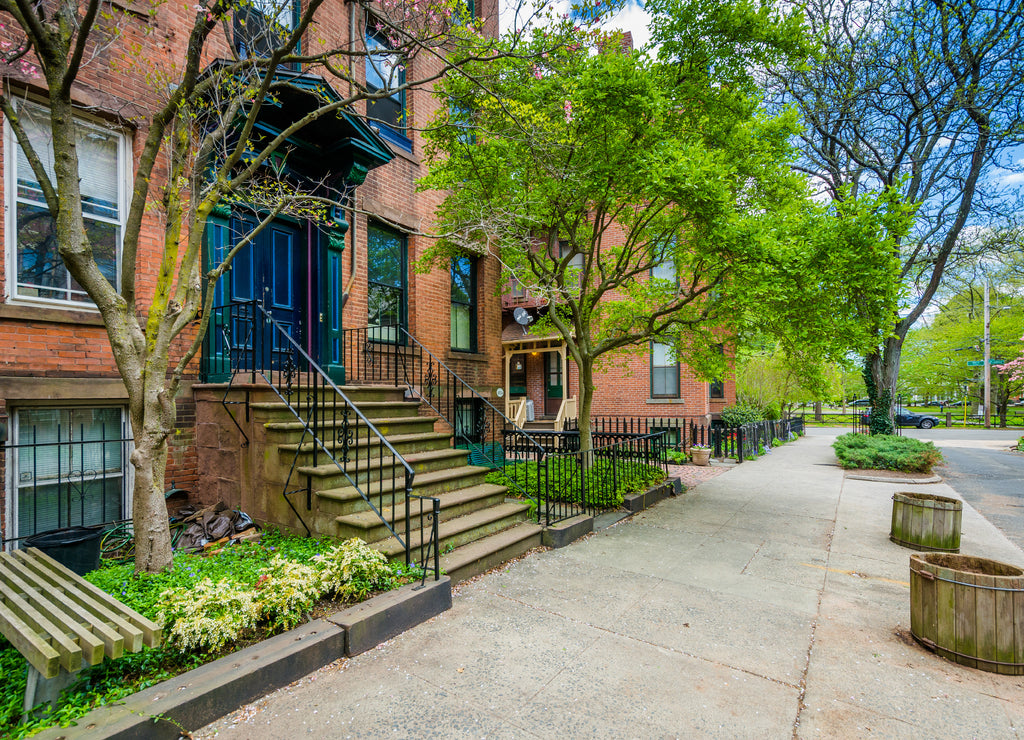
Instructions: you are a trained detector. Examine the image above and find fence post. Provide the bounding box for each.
[738,427,745,463]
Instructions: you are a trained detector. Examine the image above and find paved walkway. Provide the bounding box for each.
[198,432,1024,739]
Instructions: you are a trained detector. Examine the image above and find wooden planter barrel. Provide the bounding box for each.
[910,553,1024,675]
[890,491,962,552]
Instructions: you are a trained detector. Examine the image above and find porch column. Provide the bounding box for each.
[504,350,512,416]
[321,220,349,385]
[561,345,568,403]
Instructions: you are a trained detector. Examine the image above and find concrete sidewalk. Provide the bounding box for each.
[197,432,1024,739]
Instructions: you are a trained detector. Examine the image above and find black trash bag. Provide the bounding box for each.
[230,510,258,533]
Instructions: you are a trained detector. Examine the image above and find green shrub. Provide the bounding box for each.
[665,449,688,464]
[763,403,781,421]
[487,457,666,509]
[720,404,764,426]
[832,433,943,473]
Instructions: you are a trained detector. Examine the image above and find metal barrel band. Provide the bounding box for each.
[915,636,1024,668]
[910,567,1024,592]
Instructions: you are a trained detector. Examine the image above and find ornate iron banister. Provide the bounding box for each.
[342,325,549,515]
[208,302,439,578]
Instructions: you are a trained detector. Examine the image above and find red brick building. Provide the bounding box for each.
[0,0,504,546]
[501,287,736,435]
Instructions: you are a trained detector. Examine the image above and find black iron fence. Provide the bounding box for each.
[2,425,131,546]
[522,432,669,525]
[208,301,440,579]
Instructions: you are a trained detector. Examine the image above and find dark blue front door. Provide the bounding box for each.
[229,217,306,365]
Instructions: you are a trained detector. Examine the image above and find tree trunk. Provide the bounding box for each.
[576,359,596,457]
[130,435,174,573]
[864,336,902,435]
[127,374,178,573]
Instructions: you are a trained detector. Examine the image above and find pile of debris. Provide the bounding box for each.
[171,502,260,553]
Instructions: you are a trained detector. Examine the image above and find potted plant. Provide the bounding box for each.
[689,444,712,466]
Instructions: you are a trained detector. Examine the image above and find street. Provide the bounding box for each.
[901,428,1024,549]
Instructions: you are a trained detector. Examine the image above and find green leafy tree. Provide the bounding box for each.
[422,7,907,452]
[767,0,1024,433]
[0,0,564,572]
[903,288,1024,426]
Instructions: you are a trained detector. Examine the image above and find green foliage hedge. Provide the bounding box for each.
[487,458,666,508]
[720,404,765,426]
[832,433,943,473]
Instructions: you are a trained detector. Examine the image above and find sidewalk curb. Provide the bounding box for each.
[34,577,451,740]
[846,473,942,484]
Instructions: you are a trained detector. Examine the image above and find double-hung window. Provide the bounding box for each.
[367,222,407,342]
[10,407,130,542]
[450,256,477,352]
[365,28,410,151]
[7,101,126,306]
[651,341,680,399]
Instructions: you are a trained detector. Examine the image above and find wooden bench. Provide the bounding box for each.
[0,547,162,721]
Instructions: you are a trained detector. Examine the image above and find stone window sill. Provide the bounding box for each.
[0,302,105,326]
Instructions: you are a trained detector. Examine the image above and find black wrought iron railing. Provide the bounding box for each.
[1,425,131,546]
[521,432,669,525]
[207,301,440,579]
[341,325,549,514]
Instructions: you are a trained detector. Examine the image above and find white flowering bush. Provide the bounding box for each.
[312,538,394,599]
[147,536,407,653]
[254,556,322,630]
[156,579,260,652]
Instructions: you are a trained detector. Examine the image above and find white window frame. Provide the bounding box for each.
[5,404,133,548]
[4,98,130,310]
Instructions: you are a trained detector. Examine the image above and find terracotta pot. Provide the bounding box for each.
[690,448,711,466]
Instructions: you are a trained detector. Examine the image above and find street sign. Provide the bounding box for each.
[966,360,1003,366]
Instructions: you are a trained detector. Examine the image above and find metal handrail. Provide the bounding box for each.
[342,324,549,511]
[214,301,438,576]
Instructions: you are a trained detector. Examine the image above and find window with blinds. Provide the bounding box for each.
[450,255,476,352]
[650,341,680,398]
[12,407,130,541]
[8,101,125,305]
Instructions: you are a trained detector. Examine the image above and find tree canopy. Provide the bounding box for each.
[422,8,908,447]
[767,0,1024,432]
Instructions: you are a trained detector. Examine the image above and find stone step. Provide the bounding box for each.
[252,400,424,422]
[201,382,408,404]
[298,448,471,489]
[440,522,545,584]
[314,465,492,516]
[278,431,453,463]
[372,501,533,560]
[263,415,439,444]
[333,483,510,541]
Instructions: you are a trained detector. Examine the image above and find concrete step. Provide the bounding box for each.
[298,448,470,489]
[314,465,492,516]
[333,483,509,540]
[278,431,453,464]
[373,501,533,560]
[440,522,544,584]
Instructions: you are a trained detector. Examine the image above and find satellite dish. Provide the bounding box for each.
[513,307,533,326]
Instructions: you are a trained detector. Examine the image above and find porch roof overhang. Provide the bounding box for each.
[202,61,394,180]
[501,324,568,353]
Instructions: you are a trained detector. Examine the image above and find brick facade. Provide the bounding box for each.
[0,0,502,544]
